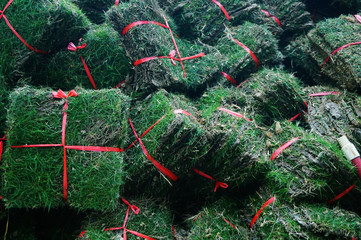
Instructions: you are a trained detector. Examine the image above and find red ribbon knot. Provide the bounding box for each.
[67,42,87,52]
[52,89,78,99]
[192,168,228,192]
[122,198,140,215]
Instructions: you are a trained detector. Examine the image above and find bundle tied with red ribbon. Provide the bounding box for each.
[286,14,361,91]
[215,23,283,82]
[265,120,361,202]
[123,89,212,197]
[2,86,130,211]
[241,187,361,238]
[303,86,361,148]
[21,24,131,91]
[0,0,91,81]
[78,198,174,239]
[106,0,222,97]
[171,0,275,45]
[188,197,250,239]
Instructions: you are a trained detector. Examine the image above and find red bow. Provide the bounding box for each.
[52,89,78,99]
[67,42,87,52]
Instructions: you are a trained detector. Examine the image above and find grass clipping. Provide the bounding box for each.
[2,86,130,212]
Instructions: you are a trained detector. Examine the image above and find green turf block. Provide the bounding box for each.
[2,86,130,212]
[20,24,132,90]
[71,0,115,24]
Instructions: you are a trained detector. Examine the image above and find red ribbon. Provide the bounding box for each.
[308,91,339,97]
[217,108,257,127]
[173,109,198,122]
[192,168,228,192]
[172,225,176,240]
[321,42,361,70]
[67,42,97,90]
[289,112,302,122]
[0,0,48,54]
[355,15,361,24]
[221,71,237,86]
[222,217,237,229]
[79,199,156,240]
[233,39,260,68]
[236,80,247,88]
[328,184,355,204]
[250,196,276,228]
[0,134,7,164]
[133,53,205,66]
[261,10,281,27]
[210,0,231,21]
[289,101,308,122]
[12,89,125,201]
[122,21,169,36]
[115,0,120,6]
[128,118,179,181]
[270,137,299,161]
[162,14,186,77]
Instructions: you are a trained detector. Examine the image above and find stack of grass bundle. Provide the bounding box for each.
[303,86,361,149]
[170,0,277,45]
[123,89,212,196]
[71,0,115,24]
[187,197,251,239]
[20,24,132,90]
[0,0,90,82]
[286,14,361,90]
[215,23,283,83]
[106,0,222,97]
[2,86,130,212]
[257,0,313,45]
[240,68,306,125]
[241,188,361,238]
[78,198,173,239]
[196,86,268,190]
[265,120,361,203]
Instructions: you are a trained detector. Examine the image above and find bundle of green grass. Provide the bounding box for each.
[215,24,283,83]
[20,24,132,90]
[71,0,115,24]
[265,120,361,202]
[107,0,222,97]
[241,187,361,239]
[170,0,271,45]
[0,74,8,134]
[77,198,173,239]
[303,86,361,149]
[257,0,313,45]
[196,90,267,190]
[123,89,212,196]
[2,86,130,212]
[187,197,251,239]
[0,0,90,83]
[286,14,361,90]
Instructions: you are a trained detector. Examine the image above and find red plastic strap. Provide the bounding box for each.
[113,80,126,88]
[172,225,176,239]
[163,14,186,78]
[210,0,231,21]
[261,10,281,27]
[222,217,237,229]
[128,118,179,181]
[180,53,205,60]
[192,168,228,192]
[355,15,361,24]
[233,39,260,68]
[122,198,140,214]
[0,13,48,54]
[328,184,355,204]
[78,231,87,238]
[122,21,169,36]
[115,0,120,6]
[250,196,276,228]
[127,115,166,150]
[221,71,237,86]
[125,229,156,240]
[65,146,123,152]
[11,144,63,148]
[174,109,197,122]
[289,112,302,122]
[80,56,97,90]
[67,42,87,52]
[134,53,205,66]
[217,107,253,122]
[236,80,247,88]
[321,42,361,70]
[270,137,299,161]
[0,135,6,164]
[193,213,205,222]
[169,50,177,65]
[308,91,339,97]
[352,157,361,179]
